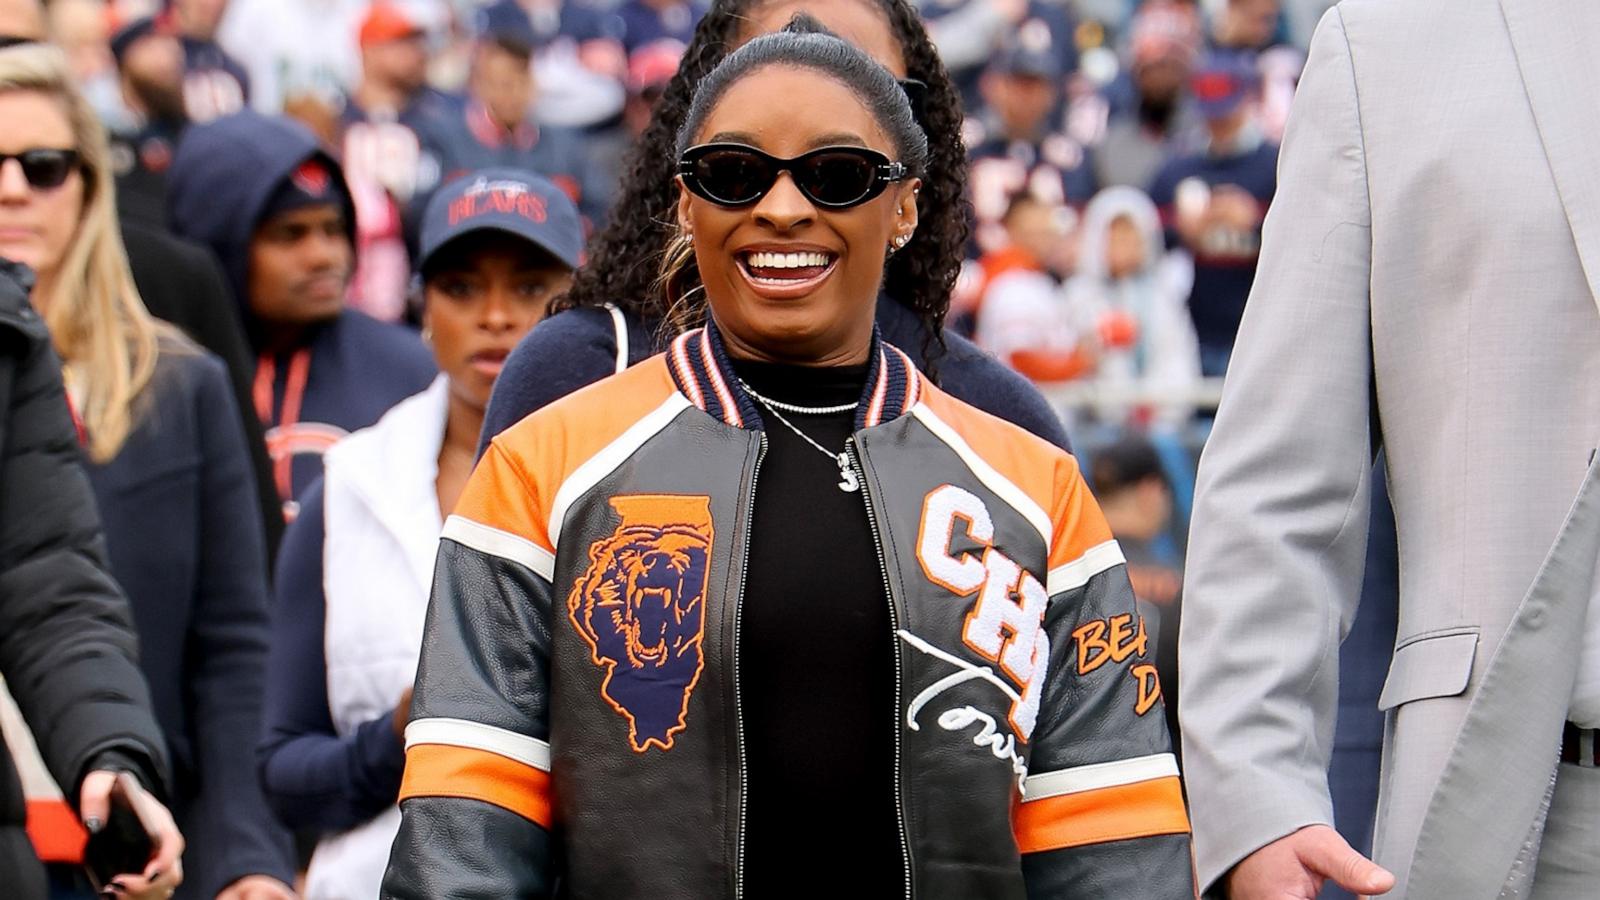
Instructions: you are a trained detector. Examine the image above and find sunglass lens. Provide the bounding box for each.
[799,151,877,207]
[693,148,772,206]
[19,150,76,189]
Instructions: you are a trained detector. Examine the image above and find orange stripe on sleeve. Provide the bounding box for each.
[469,355,683,544]
[917,383,1113,568]
[452,442,556,554]
[1046,456,1116,573]
[399,743,554,828]
[1013,775,1190,854]
[918,385,1062,519]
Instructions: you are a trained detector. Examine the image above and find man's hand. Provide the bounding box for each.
[1226,825,1395,900]
[216,874,297,900]
[80,770,184,899]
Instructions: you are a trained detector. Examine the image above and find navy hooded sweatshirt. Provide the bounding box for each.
[167,111,436,516]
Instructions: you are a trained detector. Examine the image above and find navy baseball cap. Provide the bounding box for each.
[476,0,538,55]
[991,21,1062,80]
[1191,54,1261,119]
[110,15,176,67]
[417,168,583,276]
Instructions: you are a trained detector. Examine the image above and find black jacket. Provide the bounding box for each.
[122,223,284,559]
[85,347,295,898]
[0,261,169,899]
[386,326,1192,899]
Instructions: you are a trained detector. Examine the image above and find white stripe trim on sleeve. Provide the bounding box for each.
[441,515,555,581]
[405,717,552,772]
[1021,753,1179,802]
[1046,539,1127,596]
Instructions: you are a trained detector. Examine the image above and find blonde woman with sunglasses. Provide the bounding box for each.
[0,44,292,900]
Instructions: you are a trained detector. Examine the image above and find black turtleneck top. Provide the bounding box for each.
[730,359,904,896]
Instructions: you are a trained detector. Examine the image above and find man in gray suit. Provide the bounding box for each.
[1180,1,1600,897]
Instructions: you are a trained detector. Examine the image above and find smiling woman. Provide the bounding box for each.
[383,31,1196,900]
[668,30,925,366]
[479,0,1073,462]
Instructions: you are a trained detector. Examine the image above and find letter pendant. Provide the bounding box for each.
[836,452,860,493]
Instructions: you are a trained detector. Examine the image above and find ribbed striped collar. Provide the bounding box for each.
[666,322,923,433]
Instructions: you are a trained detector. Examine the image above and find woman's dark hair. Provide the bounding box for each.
[674,30,928,171]
[555,0,966,362]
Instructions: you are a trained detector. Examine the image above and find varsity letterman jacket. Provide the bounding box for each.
[381,324,1195,900]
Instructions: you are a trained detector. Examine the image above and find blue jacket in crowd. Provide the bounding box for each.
[167,111,436,511]
[84,349,294,898]
[414,101,609,228]
[180,34,250,120]
[1148,134,1279,374]
[257,482,406,831]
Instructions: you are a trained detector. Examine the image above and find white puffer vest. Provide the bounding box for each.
[304,376,447,899]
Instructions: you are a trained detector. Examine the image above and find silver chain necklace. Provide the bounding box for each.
[740,382,861,493]
[738,380,859,415]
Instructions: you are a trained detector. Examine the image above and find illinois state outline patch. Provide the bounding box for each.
[568,495,714,752]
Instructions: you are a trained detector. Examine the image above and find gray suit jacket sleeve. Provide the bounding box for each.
[1177,8,1377,891]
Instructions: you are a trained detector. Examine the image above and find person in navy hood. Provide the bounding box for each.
[167,110,435,520]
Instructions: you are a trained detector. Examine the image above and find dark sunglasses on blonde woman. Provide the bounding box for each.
[678,143,907,209]
[0,149,81,190]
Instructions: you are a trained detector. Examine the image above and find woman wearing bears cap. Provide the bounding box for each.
[479,0,1072,455]
[383,31,1192,899]
[258,168,581,900]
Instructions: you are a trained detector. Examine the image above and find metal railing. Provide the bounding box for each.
[1033,377,1228,413]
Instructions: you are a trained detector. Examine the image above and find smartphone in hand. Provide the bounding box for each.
[82,773,158,891]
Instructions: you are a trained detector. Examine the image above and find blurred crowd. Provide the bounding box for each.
[34,0,1325,492]
[59,0,1315,411]
[21,0,1315,396]
[0,0,1341,897]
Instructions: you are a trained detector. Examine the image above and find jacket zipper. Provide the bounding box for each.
[847,438,914,900]
[733,432,766,900]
